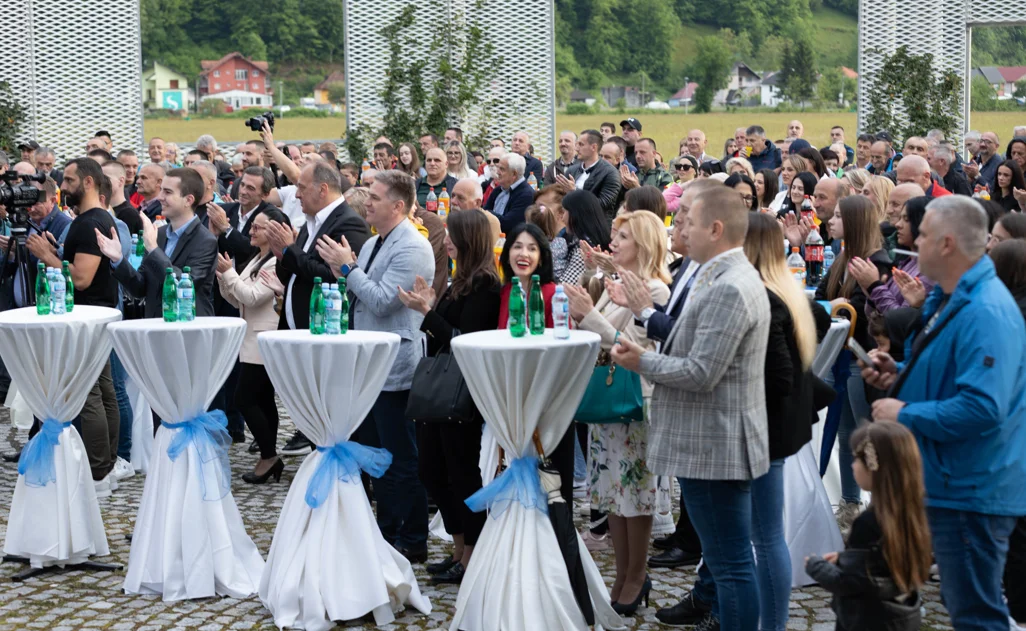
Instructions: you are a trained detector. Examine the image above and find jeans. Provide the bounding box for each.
[929,507,1016,631]
[354,390,428,550]
[680,476,759,631]
[110,350,133,461]
[689,461,791,631]
[836,360,870,503]
[1005,517,1026,623]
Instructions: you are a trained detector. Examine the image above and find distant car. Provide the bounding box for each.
[645,101,671,110]
[276,105,292,114]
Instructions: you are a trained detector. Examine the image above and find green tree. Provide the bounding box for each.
[971,75,999,112]
[0,81,26,153]
[866,46,962,139]
[579,0,621,76]
[690,35,732,113]
[619,0,679,81]
[778,34,817,108]
[1015,79,1026,100]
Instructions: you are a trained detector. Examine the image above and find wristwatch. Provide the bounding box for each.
[341,263,358,277]
[639,307,656,323]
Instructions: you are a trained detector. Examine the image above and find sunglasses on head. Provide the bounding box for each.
[488,159,501,165]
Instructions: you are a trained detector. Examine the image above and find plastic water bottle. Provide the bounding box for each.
[325,283,342,334]
[62,261,74,312]
[177,267,195,321]
[823,246,836,275]
[787,247,806,286]
[528,274,545,335]
[553,286,570,339]
[527,173,538,191]
[437,187,450,221]
[51,269,66,315]
[162,267,178,322]
[338,277,350,334]
[35,262,50,315]
[508,277,527,337]
[153,215,166,229]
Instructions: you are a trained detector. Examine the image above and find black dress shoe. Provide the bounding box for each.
[655,590,711,626]
[397,546,428,564]
[281,431,313,456]
[1,450,22,463]
[648,547,703,568]
[695,613,720,631]
[427,556,460,575]
[431,562,466,584]
[653,534,677,550]
[229,429,246,444]
[247,439,260,454]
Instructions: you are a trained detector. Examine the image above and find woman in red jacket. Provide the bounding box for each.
[496,222,556,328]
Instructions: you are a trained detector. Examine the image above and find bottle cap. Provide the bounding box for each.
[330,284,339,289]
[792,247,799,252]
[166,267,173,272]
[531,274,540,280]
[313,276,322,283]
[183,266,190,272]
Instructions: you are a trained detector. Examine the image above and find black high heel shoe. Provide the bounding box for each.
[611,574,651,616]
[242,458,284,484]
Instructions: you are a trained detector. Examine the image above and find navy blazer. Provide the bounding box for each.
[483,179,535,234]
[645,257,697,344]
[523,154,545,183]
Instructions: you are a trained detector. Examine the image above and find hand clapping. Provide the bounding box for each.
[397,275,436,315]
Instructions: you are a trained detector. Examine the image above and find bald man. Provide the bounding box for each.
[787,120,804,139]
[963,131,1002,192]
[897,155,951,199]
[451,178,501,244]
[886,182,926,224]
[903,136,929,158]
[685,129,711,164]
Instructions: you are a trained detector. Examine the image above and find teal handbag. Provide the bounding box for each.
[575,333,644,424]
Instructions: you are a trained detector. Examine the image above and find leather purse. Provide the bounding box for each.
[405,330,478,423]
[574,333,644,424]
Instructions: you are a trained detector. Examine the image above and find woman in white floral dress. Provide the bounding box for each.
[564,210,671,616]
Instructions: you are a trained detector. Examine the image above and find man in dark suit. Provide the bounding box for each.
[483,153,535,234]
[100,168,218,318]
[556,129,623,220]
[264,161,371,455]
[510,130,545,183]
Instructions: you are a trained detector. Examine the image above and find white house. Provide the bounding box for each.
[760,71,784,108]
[713,62,762,107]
[201,89,273,110]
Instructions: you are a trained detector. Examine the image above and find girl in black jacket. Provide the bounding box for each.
[397,209,501,585]
[805,422,932,631]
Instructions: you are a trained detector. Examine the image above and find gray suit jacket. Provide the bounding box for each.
[348,220,436,391]
[639,249,771,481]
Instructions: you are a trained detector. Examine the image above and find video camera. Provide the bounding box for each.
[0,170,44,210]
[245,111,275,133]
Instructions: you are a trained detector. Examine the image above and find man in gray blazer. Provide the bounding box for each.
[612,184,770,630]
[318,170,436,562]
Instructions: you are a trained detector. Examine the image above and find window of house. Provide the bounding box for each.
[236,69,248,80]
[146,90,153,101]
[255,97,262,105]
[253,70,259,78]
[169,79,179,89]
[252,83,259,91]
[214,82,220,90]
[214,70,219,77]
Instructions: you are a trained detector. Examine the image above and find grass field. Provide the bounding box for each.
[145,112,1025,158]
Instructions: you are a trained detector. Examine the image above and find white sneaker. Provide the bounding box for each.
[94,476,111,499]
[107,471,118,492]
[112,457,135,481]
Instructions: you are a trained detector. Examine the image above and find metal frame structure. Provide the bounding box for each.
[858,0,1026,139]
[343,0,556,161]
[0,0,143,163]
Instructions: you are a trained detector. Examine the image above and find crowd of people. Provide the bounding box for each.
[0,115,1025,631]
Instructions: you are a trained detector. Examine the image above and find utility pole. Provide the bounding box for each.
[278,80,284,113]
[684,76,689,116]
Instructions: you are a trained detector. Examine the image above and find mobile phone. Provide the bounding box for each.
[847,338,874,366]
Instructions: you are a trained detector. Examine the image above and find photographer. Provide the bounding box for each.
[257,121,311,227]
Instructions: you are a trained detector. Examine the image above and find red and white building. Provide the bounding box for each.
[198,52,273,109]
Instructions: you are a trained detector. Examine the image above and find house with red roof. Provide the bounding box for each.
[972,66,1026,98]
[198,52,273,109]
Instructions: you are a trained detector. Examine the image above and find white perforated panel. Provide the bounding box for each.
[0,0,143,164]
[858,0,1026,141]
[344,0,555,162]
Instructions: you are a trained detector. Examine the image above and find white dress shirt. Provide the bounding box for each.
[284,196,345,330]
[575,157,601,190]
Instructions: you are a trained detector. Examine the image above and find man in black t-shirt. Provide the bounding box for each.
[27,158,121,491]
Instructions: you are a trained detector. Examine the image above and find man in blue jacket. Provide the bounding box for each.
[483,153,533,234]
[863,195,1026,631]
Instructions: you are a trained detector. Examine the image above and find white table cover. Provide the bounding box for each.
[257,330,431,631]
[448,329,623,631]
[108,317,264,601]
[783,319,848,586]
[126,373,155,473]
[0,306,120,568]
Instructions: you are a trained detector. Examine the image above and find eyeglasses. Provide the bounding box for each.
[675,164,692,171]
[446,151,461,158]
[739,194,754,204]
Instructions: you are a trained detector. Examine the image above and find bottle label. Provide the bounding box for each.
[426,200,438,212]
[804,245,824,263]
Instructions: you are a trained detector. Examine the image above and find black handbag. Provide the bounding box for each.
[405,330,478,423]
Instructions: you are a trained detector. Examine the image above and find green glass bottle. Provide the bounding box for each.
[508,277,527,337]
[309,277,325,334]
[162,267,178,322]
[528,274,545,335]
[62,261,74,312]
[338,277,350,334]
[135,230,145,257]
[35,262,50,315]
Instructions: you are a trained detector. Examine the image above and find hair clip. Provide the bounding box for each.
[858,437,879,472]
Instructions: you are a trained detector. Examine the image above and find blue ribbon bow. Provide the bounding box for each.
[305,440,393,509]
[18,419,73,487]
[465,455,548,518]
[163,410,232,501]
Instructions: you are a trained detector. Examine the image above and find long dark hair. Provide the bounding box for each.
[994,159,1026,200]
[562,190,611,250]
[624,185,668,221]
[798,147,828,179]
[447,208,500,298]
[756,168,779,208]
[825,196,884,300]
[724,172,758,211]
[902,196,929,243]
[250,207,291,279]
[780,171,819,214]
[500,223,554,285]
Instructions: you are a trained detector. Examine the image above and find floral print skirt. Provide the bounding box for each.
[588,409,666,517]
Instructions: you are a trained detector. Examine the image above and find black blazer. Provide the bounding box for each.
[112,216,219,318]
[523,154,545,184]
[483,179,535,234]
[276,201,371,330]
[422,276,502,356]
[764,290,815,460]
[645,257,692,344]
[566,159,623,219]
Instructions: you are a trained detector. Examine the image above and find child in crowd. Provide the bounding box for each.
[805,423,932,631]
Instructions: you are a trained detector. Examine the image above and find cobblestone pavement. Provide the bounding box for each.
[0,407,952,631]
